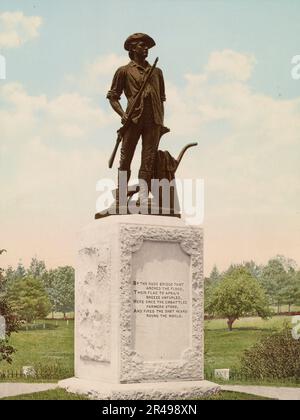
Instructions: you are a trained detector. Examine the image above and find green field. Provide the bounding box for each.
[0,320,74,379]
[0,316,297,386]
[198,391,273,400]
[205,316,293,372]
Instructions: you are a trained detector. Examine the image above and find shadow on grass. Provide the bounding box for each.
[205,327,275,333]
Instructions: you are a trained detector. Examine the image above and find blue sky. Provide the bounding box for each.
[1,1,300,273]
[2,0,300,98]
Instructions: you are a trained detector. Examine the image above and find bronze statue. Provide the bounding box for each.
[107,33,170,205]
[95,33,197,219]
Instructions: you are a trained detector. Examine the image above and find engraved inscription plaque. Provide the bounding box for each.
[131,240,191,361]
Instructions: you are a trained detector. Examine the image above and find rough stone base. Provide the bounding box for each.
[58,378,220,400]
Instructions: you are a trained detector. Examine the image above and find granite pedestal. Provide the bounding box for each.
[59,215,219,399]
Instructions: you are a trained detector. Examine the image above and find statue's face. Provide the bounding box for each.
[132,41,148,59]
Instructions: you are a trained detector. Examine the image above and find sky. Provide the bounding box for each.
[0,0,300,275]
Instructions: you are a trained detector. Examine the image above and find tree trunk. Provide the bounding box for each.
[227,318,236,331]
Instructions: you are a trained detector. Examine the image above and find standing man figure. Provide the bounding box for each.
[107,33,168,206]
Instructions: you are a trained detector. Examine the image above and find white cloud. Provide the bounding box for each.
[0,81,113,269]
[1,49,300,273]
[166,50,300,143]
[205,49,256,81]
[65,53,127,96]
[165,50,300,271]
[0,11,42,48]
[0,83,113,145]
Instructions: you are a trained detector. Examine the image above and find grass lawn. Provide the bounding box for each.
[198,391,274,400]
[0,320,74,380]
[0,389,273,400]
[1,389,88,400]
[204,316,295,384]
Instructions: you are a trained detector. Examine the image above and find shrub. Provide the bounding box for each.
[34,362,74,380]
[241,325,300,379]
[0,363,74,381]
[0,299,20,363]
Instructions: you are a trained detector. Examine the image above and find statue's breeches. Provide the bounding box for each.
[119,101,161,184]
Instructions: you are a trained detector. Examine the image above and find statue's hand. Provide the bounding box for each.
[121,113,129,125]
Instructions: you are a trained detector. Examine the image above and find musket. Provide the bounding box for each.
[108,57,159,169]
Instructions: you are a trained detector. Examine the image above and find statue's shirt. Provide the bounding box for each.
[107,60,166,126]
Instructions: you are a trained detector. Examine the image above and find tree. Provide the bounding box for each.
[15,260,26,279]
[7,277,51,323]
[275,255,297,272]
[205,265,221,313]
[206,266,271,331]
[209,265,220,284]
[291,271,300,307]
[0,249,20,364]
[280,271,300,312]
[261,256,299,313]
[47,266,75,319]
[0,249,7,294]
[243,260,263,279]
[3,266,16,290]
[27,257,49,287]
[2,263,28,294]
[0,299,20,363]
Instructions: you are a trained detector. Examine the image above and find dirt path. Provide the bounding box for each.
[0,383,57,399]
[222,385,300,400]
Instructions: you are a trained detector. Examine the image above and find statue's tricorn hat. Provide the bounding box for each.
[124,33,156,51]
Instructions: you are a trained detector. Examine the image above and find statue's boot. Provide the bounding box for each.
[116,169,131,212]
[138,171,152,214]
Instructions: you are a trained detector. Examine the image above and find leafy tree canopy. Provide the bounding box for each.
[47,266,75,318]
[0,249,20,364]
[7,277,51,323]
[206,266,271,330]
